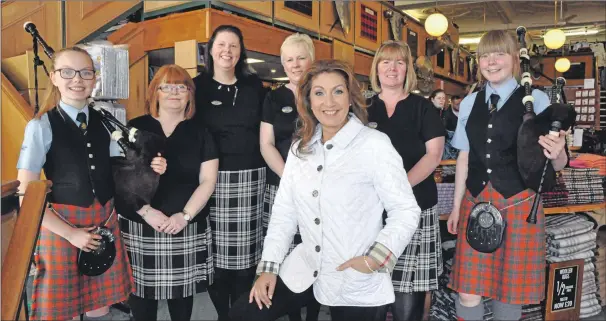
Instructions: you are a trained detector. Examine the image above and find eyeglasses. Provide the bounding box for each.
[54,68,96,80]
[158,84,189,93]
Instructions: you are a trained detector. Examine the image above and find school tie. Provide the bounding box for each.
[76,112,87,135]
[489,94,500,114]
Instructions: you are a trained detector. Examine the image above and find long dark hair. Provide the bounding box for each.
[204,25,252,79]
[294,59,367,157]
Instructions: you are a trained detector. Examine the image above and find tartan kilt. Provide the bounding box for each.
[392,205,443,292]
[119,215,213,300]
[448,183,546,304]
[210,167,265,270]
[262,184,301,252]
[31,199,133,320]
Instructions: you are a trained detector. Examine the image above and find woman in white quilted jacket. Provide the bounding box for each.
[229,59,422,321]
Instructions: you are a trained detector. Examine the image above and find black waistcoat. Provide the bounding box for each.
[465,87,528,198]
[44,107,114,207]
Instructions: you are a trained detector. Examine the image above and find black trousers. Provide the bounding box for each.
[286,295,321,321]
[208,267,257,321]
[390,291,426,321]
[229,276,388,321]
[129,294,194,321]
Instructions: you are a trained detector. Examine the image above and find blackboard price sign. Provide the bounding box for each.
[545,259,584,321]
[551,265,577,311]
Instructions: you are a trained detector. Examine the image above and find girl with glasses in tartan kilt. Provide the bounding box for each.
[16,47,167,320]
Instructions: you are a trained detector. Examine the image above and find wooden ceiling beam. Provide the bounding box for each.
[394,1,479,11]
[494,1,515,24]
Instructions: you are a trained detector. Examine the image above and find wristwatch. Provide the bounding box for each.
[183,209,192,222]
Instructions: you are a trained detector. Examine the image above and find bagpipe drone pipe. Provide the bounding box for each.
[24,21,166,214]
[515,26,577,224]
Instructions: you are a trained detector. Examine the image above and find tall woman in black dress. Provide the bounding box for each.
[260,33,320,321]
[193,25,266,321]
[118,64,219,321]
[367,41,445,321]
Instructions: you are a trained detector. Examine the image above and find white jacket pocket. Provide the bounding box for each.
[279,244,317,293]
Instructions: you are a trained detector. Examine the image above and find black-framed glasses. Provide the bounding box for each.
[158,84,189,93]
[54,68,96,80]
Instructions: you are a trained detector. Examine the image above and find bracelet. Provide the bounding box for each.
[363,256,377,273]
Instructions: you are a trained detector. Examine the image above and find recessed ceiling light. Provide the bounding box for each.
[271,69,277,73]
[246,58,265,64]
[273,77,289,81]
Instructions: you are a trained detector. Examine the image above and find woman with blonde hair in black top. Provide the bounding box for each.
[367,40,445,321]
[260,33,321,321]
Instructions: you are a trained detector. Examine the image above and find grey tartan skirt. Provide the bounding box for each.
[391,205,443,292]
[119,216,213,300]
[210,167,266,270]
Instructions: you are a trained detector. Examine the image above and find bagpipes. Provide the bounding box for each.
[515,26,576,224]
[24,21,165,214]
[93,101,166,213]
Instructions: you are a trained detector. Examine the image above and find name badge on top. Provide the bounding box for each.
[367,122,378,129]
[282,106,293,113]
[211,100,222,106]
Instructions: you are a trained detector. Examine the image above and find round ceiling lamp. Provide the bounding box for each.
[544,29,566,49]
[425,13,448,37]
[555,57,571,73]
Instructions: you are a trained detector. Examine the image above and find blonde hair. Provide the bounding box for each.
[370,41,417,94]
[36,47,95,118]
[294,60,367,157]
[145,65,196,119]
[476,30,521,83]
[280,33,315,63]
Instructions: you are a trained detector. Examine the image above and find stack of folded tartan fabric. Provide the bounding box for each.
[570,154,606,176]
[429,240,495,321]
[560,168,605,205]
[545,214,602,318]
[541,173,570,208]
[596,229,606,310]
[436,183,455,215]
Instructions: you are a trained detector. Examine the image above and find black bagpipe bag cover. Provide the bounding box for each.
[111,128,166,214]
[517,103,576,193]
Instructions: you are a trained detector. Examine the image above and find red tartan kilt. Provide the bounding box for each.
[448,183,546,305]
[31,198,134,320]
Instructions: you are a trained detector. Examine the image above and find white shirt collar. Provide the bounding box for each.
[308,113,365,149]
[59,100,89,125]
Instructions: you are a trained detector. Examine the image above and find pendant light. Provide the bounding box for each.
[555,57,570,73]
[544,1,566,49]
[425,2,448,37]
[425,13,448,37]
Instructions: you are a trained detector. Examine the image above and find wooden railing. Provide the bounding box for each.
[1,180,52,321]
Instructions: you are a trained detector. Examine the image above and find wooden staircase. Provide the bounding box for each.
[1,73,35,182]
[1,180,51,321]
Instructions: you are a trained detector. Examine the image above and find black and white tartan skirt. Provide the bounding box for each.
[391,205,442,292]
[119,216,213,300]
[262,184,301,251]
[211,167,266,270]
